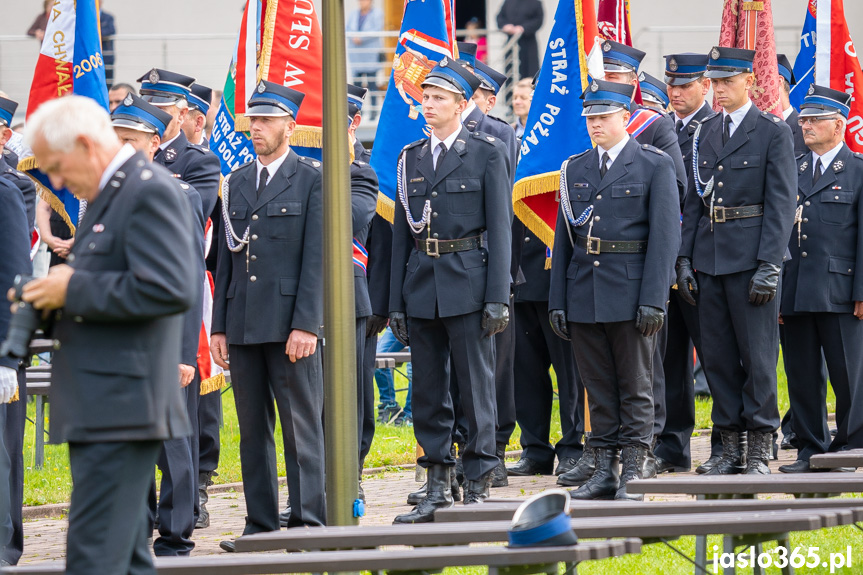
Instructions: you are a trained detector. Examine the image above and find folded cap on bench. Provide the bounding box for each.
[508,489,578,548]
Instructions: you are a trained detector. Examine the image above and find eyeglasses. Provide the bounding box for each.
[797,116,839,126]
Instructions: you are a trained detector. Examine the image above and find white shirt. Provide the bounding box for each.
[722,99,752,139]
[98,144,136,192]
[674,103,706,131]
[461,99,477,121]
[430,128,461,169]
[256,148,291,188]
[159,132,181,151]
[812,141,844,178]
[782,107,794,121]
[596,134,630,170]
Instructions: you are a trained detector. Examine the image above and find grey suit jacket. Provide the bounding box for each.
[51,151,197,443]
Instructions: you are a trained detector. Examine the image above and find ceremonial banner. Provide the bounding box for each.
[813,0,863,152]
[369,0,457,222]
[20,0,108,234]
[512,0,600,249]
[717,0,782,115]
[596,0,641,103]
[789,0,816,109]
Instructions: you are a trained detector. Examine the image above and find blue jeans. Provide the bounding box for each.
[375,328,412,418]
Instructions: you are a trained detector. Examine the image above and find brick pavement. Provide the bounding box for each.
[17,430,805,564]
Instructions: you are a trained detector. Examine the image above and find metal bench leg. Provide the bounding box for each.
[752,544,764,575]
[35,395,45,470]
[723,536,737,575]
[694,495,707,574]
[779,536,795,575]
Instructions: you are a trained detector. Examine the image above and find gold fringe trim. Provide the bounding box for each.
[289,125,322,148]
[544,257,552,270]
[200,372,226,395]
[9,387,19,403]
[234,115,251,133]
[17,156,38,171]
[575,0,589,89]
[19,155,78,234]
[259,0,279,85]
[512,171,560,249]
[741,1,764,10]
[376,192,395,223]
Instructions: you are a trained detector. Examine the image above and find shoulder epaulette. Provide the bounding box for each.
[568,149,592,162]
[640,143,665,156]
[795,152,807,161]
[760,111,782,123]
[472,131,498,144]
[486,114,511,127]
[853,152,863,161]
[231,159,255,173]
[298,156,322,169]
[402,138,426,151]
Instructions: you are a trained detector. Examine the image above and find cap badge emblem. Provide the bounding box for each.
[590,81,599,92]
[603,42,612,52]
[441,56,449,67]
[257,82,266,94]
[149,69,160,85]
[711,48,721,60]
[669,58,678,71]
[123,94,134,107]
[808,85,815,95]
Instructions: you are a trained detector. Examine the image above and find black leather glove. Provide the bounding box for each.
[549,309,570,341]
[366,314,389,339]
[749,261,781,306]
[481,303,509,338]
[675,257,699,306]
[389,312,410,346]
[636,305,665,337]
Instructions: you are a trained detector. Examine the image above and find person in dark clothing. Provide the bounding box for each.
[496,0,544,79]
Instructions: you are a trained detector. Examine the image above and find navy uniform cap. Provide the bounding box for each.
[111,92,173,138]
[0,96,18,127]
[704,46,755,78]
[777,54,796,86]
[799,84,852,118]
[456,42,478,68]
[639,72,669,108]
[137,68,195,106]
[602,40,645,73]
[508,490,578,548]
[664,53,708,85]
[581,79,635,116]
[422,57,481,99]
[347,83,368,120]
[474,60,508,95]
[247,80,305,118]
[188,83,213,115]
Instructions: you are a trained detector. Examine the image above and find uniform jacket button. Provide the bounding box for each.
[250,275,257,281]
[431,191,438,198]
[432,212,438,218]
[250,255,257,261]
[252,214,259,221]
[801,252,807,257]
[804,201,811,206]
[594,261,600,267]
[88,242,96,250]
[252,234,258,240]
[282,208,287,213]
[717,181,724,188]
[717,198,723,204]
[801,235,807,241]
[596,194,602,200]
[433,233,439,238]
[524,237,530,243]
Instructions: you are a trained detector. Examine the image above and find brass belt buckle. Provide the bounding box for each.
[587,236,601,255]
[713,206,726,223]
[426,237,440,258]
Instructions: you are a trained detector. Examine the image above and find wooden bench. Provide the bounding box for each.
[810,450,863,470]
[232,510,853,575]
[1,538,641,575]
[374,350,412,370]
[625,474,863,499]
[434,497,863,523]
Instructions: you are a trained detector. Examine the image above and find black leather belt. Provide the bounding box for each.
[575,234,647,255]
[706,203,764,223]
[415,235,483,257]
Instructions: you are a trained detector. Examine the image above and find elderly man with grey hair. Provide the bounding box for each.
[16,95,197,575]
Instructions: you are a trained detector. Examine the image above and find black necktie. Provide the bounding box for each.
[257,167,269,198]
[676,119,684,134]
[436,143,448,172]
[723,115,732,145]
[812,158,823,185]
[600,152,610,179]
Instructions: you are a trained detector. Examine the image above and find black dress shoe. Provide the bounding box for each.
[695,454,722,474]
[279,506,291,527]
[780,431,798,450]
[219,540,236,553]
[778,459,810,474]
[506,457,553,477]
[655,456,690,474]
[554,457,579,476]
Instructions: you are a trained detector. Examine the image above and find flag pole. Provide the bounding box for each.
[322,0,359,527]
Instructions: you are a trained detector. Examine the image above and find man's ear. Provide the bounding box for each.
[0,126,11,147]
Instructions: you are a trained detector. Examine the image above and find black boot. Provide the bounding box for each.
[642,436,657,479]
[490,443,508,487]
[394,465,453,523]
[705,430,745,475]
[570,448,619,500]
[196,471,214,529]
[745,431,772,475]
[406,482,427,506]
[464,471,492,504]
[557,444,596,487]
[616,445,647,501]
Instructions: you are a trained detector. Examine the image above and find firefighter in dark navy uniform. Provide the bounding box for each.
[212,81,326,549]
[677,47,797,475]
[549,80,679,501]
[777,85,863,473]
[389,58,512,523]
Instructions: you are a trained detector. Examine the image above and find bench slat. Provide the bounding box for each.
[625,474,863,495]
[234,510,839,553]
[2,539,639,575]
[810,451,863,469]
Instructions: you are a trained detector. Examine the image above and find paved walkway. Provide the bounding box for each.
[17,431,804,563]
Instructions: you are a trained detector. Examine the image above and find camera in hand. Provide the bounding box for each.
[1,275,41,359]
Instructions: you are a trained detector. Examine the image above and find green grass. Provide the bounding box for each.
[21,353,834,505]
